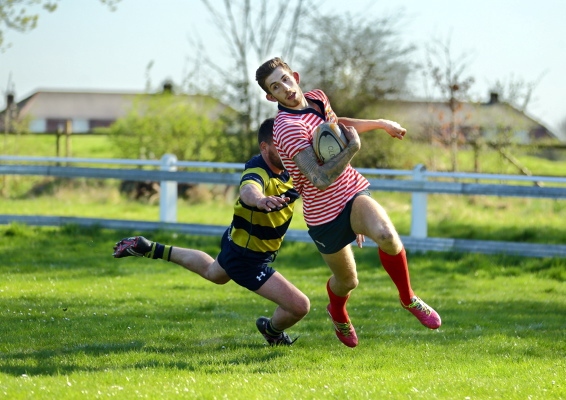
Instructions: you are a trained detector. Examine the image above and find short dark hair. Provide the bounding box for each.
[255,57,293,94]
[258,117,275,145]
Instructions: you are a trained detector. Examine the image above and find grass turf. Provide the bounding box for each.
[0,224,564,399]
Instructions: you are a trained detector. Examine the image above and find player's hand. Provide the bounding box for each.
[355,234,365,248]
[339,123,361,151]
[380,120,406,140]
[257,195,289,211]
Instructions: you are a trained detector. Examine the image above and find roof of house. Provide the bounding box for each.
[1,89,560,142]
[364,97,559,142]
[14,90,138,120]
[0,89,235,127]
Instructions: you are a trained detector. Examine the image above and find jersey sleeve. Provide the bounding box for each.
[273,119,312,160]
[240,167,269,193]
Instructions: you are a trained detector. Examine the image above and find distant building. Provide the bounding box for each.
[0,86,234,134]
[0,89,560,143]
[368,92,560,144]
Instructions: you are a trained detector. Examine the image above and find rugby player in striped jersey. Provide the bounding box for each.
[256,57,441,348]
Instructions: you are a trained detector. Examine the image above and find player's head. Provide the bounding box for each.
[256,57,304,109]
[258,117,275,146]
[258,117,284,171]
[255,57,293,94]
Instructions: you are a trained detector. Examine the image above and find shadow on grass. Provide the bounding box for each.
[1,290,564,377]
[0,292,295,377]
[1,224,564,377]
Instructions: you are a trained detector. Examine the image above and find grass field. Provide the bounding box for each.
[1,179,565,245]
[2,133,566,175]
[0,224,564,399]
[1,134,565,398]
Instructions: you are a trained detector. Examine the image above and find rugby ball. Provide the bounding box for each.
[312,122,348,163]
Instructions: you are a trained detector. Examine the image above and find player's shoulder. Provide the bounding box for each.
[306,89,328,101]
[243,154,267,171]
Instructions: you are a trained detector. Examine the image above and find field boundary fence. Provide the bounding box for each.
[1,155,566,258]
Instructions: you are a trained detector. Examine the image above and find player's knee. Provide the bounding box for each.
[347,276,359,292]
[372,227,400,250]
[336,275,359,292]
[292,293,310,319]
[209,275,231,285]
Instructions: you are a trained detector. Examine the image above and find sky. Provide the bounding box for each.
[1,0,565,138]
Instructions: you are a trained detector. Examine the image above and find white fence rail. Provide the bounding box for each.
[1,155,566,258]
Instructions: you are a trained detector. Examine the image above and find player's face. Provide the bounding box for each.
[264,66,304,109]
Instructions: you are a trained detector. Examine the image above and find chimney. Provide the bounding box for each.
[162,80,174,94]
[6,92,15,109]
[488,92,499,105]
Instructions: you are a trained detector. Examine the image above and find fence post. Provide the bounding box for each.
[160,154,178,223]
[410,164,427,238]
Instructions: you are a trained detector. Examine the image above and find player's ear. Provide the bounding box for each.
[293,71,300,84]
[266,93,277,102]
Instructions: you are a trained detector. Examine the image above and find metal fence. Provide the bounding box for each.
[1,155,566,258]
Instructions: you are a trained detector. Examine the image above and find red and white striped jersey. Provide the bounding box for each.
[273,89,370,226]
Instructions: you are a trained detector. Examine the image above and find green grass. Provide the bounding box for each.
[0,224,564,399]
[3,133,566,175]
[2,134,116,159]
[1,180,565,244]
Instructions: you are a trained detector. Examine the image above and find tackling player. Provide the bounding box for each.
[113,118,307,346]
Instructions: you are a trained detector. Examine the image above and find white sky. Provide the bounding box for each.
[1,0,565,138]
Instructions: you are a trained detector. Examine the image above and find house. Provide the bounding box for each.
[366,92,560,145]
[0,85,234,134]
[1,88,559,144]
[0,90,136,133]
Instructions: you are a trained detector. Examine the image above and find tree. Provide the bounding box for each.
[560,116,566,142]
[488,72,546,113]
[0,0,120,51]
[184,0,310,161]
[423,35,475,172]
[298,12,415,118]
[107,93,232,162]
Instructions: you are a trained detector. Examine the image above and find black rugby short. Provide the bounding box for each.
[307,189,371,254]
[217,229,276,291]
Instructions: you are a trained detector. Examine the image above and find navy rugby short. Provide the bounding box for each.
[307,189,371,254]
[217,229,276,291]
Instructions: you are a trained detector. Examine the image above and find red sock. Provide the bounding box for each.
[379,248,414,305]
[326,279,350,322]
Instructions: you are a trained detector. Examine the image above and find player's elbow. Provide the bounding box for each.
[311,172,334,191]
[312,179,331,191]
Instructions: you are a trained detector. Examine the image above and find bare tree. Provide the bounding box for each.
[0,0,120,51]
[488,72,546,113]
[184,0,309,161]
[298,11,415,118]
[560,116,566,142]
[424,35,475,172]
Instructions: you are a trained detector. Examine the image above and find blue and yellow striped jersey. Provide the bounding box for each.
[229,154,299,258]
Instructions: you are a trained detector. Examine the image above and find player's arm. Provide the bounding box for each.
[293,124,361,191]
[240,182,289,212]
[338,117,406,140]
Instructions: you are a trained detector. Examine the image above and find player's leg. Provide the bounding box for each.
[170,248,230,285]
[321,245,358,297]
[307,195,361,347]
[320,246,359,347]
[350,195,441,329]
[350,194,402,255]
[113,236,230,285]
[350,194,412,301]
[254,271,310,331]
[250,268,309,346]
